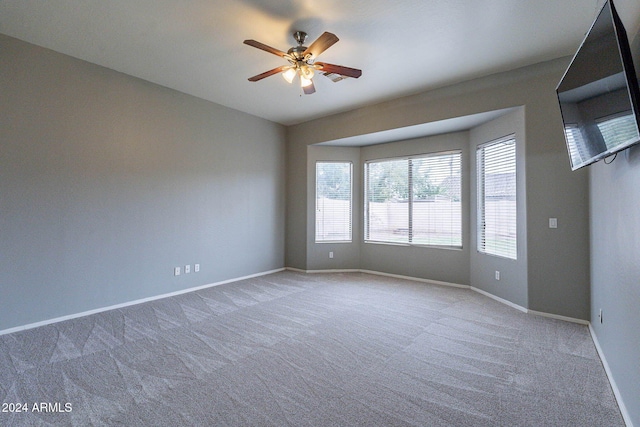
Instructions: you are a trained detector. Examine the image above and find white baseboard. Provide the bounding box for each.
[0,267,286,337]
[289,267,468,289]
[528,309,589,326]
[285,267,307,273]
[360,269,470,289]
[304,269,361,274]
[290,267,592,325]
[589,325,634,427]
[1,265,590,338]
[470,286,528,313]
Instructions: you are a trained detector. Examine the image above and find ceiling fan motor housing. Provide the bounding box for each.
[287,45,308,60]
[288,31,311,61]
[293,31,308,45]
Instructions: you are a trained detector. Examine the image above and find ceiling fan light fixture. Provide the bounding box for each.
[300,74,313,88]
[300,65,315,80]
[282,67,296,83]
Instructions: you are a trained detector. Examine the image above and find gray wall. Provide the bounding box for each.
[524,81,590,320]
[306,146,361,270]
[285,127,307,270]
[0,35,286,331]
[287,57,590,320]
[470,108,528,307]
[359,133,471,285]
[590,148,640,426]
[589,0,640,423]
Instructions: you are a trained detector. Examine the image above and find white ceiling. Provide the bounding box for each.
[0,0,613,126]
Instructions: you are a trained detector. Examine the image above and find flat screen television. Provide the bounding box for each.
[556,0,640,170]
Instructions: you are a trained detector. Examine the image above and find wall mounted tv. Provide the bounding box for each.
[556,0,640,170]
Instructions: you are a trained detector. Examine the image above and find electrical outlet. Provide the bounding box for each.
[195,264,200,272]
[174,267,181,276]
[495,271,500,280]
[185,265,191,274]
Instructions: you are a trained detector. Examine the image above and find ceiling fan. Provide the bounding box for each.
[243,31,362,95]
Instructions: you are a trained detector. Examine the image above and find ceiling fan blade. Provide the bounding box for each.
[243,39,288,58]
[248,65,290,82]
[303,32,339,59]
[303,80,316,95]
[315,62,362,78]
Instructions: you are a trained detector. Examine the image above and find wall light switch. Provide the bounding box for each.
[195,264,200,272]
[185,265,191,274]
[549,218,558,229]
[174,267,181,276]
[329,251,334,259]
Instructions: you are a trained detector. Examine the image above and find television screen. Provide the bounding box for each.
[556,0,640,170]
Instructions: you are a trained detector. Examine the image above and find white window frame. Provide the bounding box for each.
[315,161,353,243]
[364,150,462,248]
[476,135,517,260]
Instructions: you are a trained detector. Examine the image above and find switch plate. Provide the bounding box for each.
[195,264,200,272]
[495,271,500,280]
[174,267,181,276]
[549,218,558,229]
[329,251,334,259]
[185,265,191,274]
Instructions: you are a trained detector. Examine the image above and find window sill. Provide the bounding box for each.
[364,240,463,251]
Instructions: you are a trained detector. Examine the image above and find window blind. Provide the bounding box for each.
[477,136,517,259]
[564,124,586,167]
[365,151,461,247]
[315,162,352,242]
[596,113,639,149]
[365,158,409,244]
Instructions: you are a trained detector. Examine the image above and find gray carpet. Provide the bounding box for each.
[0,271,624,426]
